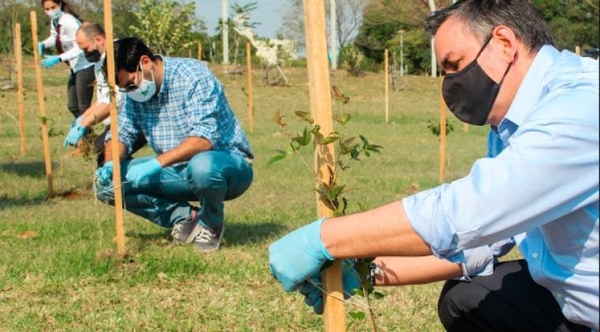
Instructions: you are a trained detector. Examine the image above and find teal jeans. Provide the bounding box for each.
[95,151,253,229]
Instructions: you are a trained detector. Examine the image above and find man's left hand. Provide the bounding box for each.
[41,55,60,68]
[125,158,162,187]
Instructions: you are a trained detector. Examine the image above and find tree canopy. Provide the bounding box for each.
[0,0,208,57]
[353,0,599,74]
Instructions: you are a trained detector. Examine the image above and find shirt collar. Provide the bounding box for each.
[498,45,560,131]
[156,55,167,98]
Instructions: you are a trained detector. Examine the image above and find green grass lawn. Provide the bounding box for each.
[0,56,498,331]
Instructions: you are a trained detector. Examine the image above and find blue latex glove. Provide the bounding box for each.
[38,42,44,57]
[41,55,60,68]
[298,260,361,314]
[63,116,86,147]
[94,161,113,187]
[125,158,162,187]
[268,218,334,292]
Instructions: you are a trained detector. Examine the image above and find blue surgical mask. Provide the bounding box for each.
[124,63,156,103]
[45,8,62,20]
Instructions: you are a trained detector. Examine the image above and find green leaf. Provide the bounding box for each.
[372,291,386,299]
[266,150,288,165]
[291,127,312,147]
[340,113,351,125]
[294,110,314,124]
[330,184,346,199]
[349,311,366,320]
[321,132,342,145]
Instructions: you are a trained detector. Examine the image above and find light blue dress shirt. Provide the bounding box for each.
[403,45,599,329]
[107,57,253,161]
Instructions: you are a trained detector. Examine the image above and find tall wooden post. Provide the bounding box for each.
[384,49,389,123]
[197,43,202,61]
[439,78,447,184]
[30,12,53,196]
[246,42,254,133]
[104,0,127,257]
[14,23,26,155]
[303,1,345,330]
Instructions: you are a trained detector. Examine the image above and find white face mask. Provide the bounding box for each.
[45,8,62,20]
[125,63,156,103]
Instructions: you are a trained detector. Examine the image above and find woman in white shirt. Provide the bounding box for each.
[39,0,95,119]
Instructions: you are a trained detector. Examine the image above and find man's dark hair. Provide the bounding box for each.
[426,0,554,53]
[114,37,156,72]
[113,37,158,81]
[79,21,105,40]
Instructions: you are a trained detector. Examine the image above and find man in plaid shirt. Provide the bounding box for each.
[95,37,253,252]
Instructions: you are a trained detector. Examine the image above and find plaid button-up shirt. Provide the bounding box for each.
[108,57,253,161]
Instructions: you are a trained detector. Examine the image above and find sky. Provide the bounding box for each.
[196,0,287,38]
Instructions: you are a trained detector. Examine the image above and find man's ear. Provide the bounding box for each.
[492,25,518,62]
[94,35,104,47]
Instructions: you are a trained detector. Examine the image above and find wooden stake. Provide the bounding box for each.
[188,49,192,58]
[439,77,447,184]
[303,1,345,330]
[103,0,127,257]
[14,23,26,155]
[246,42,254,133]
[575,45,581,55]
[198,43,202,61]
[30,12,53,196]
[384,48,389,123]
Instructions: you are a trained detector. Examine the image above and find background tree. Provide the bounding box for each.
[355,0,599,75]
[277,0,305,53]
[353,0,451,74]
[129,0,206,56]
[278,0,368,62]
[533,0,599,51]
[230,1,258,66]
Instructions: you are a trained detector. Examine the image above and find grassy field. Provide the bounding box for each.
[0,55,495,331]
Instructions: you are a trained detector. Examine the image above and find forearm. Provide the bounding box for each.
[103,140,127,165]
[80,103,110,128]
[373,256,462,286]
[321,200,432,258]
[156,136,212,167]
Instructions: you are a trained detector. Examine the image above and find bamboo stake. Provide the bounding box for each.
[103,0,127,257]
[30,12,53,196]
[384,49,389,123]
[198,43,202,61]
[246,42,254,133]
[439,77,447,184]
[14,23,26,155]
[303,1,345,330]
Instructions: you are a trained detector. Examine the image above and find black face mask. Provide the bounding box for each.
[84,49,102,63]
[441,36,511,126]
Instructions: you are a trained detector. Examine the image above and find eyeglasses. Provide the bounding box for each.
[118,82,139,93]
[117,65,142,93]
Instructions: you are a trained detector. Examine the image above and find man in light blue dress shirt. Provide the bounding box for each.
[94,37,254,253]
[268,1,598,331]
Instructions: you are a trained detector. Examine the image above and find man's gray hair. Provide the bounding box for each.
[426,0,554,53]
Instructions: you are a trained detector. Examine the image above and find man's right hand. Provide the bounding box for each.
[63,116,87,147]
[268,218,334,292]
[94,161,113,187]
[298,260,361,314]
